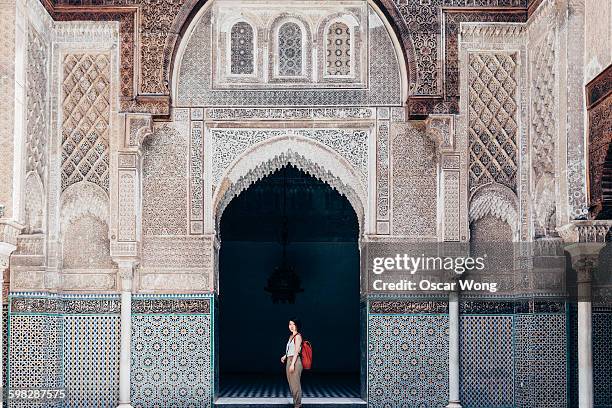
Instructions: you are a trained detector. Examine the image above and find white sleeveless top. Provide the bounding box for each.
[286,334,300,357]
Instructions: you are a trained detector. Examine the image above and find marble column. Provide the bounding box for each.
[576,256,596,408]
[117,261,136,408]
[447,290,462,408]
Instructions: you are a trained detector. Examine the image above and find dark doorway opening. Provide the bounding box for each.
[218,165,360,400]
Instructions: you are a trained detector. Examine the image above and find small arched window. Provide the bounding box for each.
[326,22,351,76]
[231,22,254,75]
[278,22,303,76]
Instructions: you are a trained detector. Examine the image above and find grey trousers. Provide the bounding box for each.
[286,355,303,408]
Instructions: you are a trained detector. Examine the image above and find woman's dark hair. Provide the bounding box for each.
[289,318,302,333]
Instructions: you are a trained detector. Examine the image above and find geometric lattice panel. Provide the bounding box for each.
[131,315,212,407]
[63,315,120,408]
[61,53,111,192]
[515,313,567,408]
[3,308,7,408]
[327,22,351,76]
[593,313,612,408]
[568,306,578,408]
[460,315,514,408]
[514,313,532,408]
[8,314,63,408]
[529,314,566,408]
[468,52,518,194]
[230,22,254,75]
[367,315,448,407]
[278,22,303,77]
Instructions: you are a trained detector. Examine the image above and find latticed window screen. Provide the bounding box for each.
[230,22,254,74]
[326,22,351,75]
[278,22,303,76]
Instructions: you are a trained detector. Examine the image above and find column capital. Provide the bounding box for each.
[114,258,139,291]
[558,220,611,279]
[557,220,612,244]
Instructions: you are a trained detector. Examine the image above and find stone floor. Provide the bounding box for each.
[218,373,360,398]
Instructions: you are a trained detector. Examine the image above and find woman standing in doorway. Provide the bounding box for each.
[281,318,303,408]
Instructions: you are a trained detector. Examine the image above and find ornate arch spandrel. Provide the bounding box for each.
[211,135,367,235]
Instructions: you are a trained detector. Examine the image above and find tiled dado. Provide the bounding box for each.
[460,299,567,408]
[366,298,567,408]
[8,293,120,408]
[7,293,214,408]
[367,300,450,408]
[131,294,214,408]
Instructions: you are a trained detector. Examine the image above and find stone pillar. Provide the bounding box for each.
[447,289,461,408]
[572,254,598,408]
[117,261,136,408]
[111,114,149,408]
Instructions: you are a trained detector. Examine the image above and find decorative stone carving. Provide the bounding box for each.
[132,297,210,314]
[42,0,535,116]
[563,0,589,221]
[118,172,137,242]
[557,220,612,244]
[212,135,366,233]
[530,31,556,179]
[467,52,518,194]
[190,121,204,234]
[390,122,437,238]
[142,124,189,236]
[60,182,109,236]
[206,107,375,120]
[23,173,45,234]
[529,3,558,235]
[369,300,448,314]
[142,236,212,270]
[443,10,527,100]
[0,5,16,219]
[469,185,520,239]
[211,128,369,187]
[376,119,390,227]
[459,22,529,241]
[25,26,49,185]
[443,170,461,242]
[326,22,351,76]
[177,6,401,106]
[586,65,612,216]
[126,114,153,148]
[63,215,113,269]
[61,53,111,193]
[426,115,455,151]
[277,22,304,77]
[230,22,255,75]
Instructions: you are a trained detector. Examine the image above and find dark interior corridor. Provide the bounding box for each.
[218,165,360,399]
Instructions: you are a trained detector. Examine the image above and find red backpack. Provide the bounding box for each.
[295,334,313,369]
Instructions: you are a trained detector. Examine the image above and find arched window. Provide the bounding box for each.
[231,22,254,75]
[278,22,303,76]
[326,22,351,76]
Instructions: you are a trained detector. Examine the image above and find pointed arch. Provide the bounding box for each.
[212,135,367,234]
